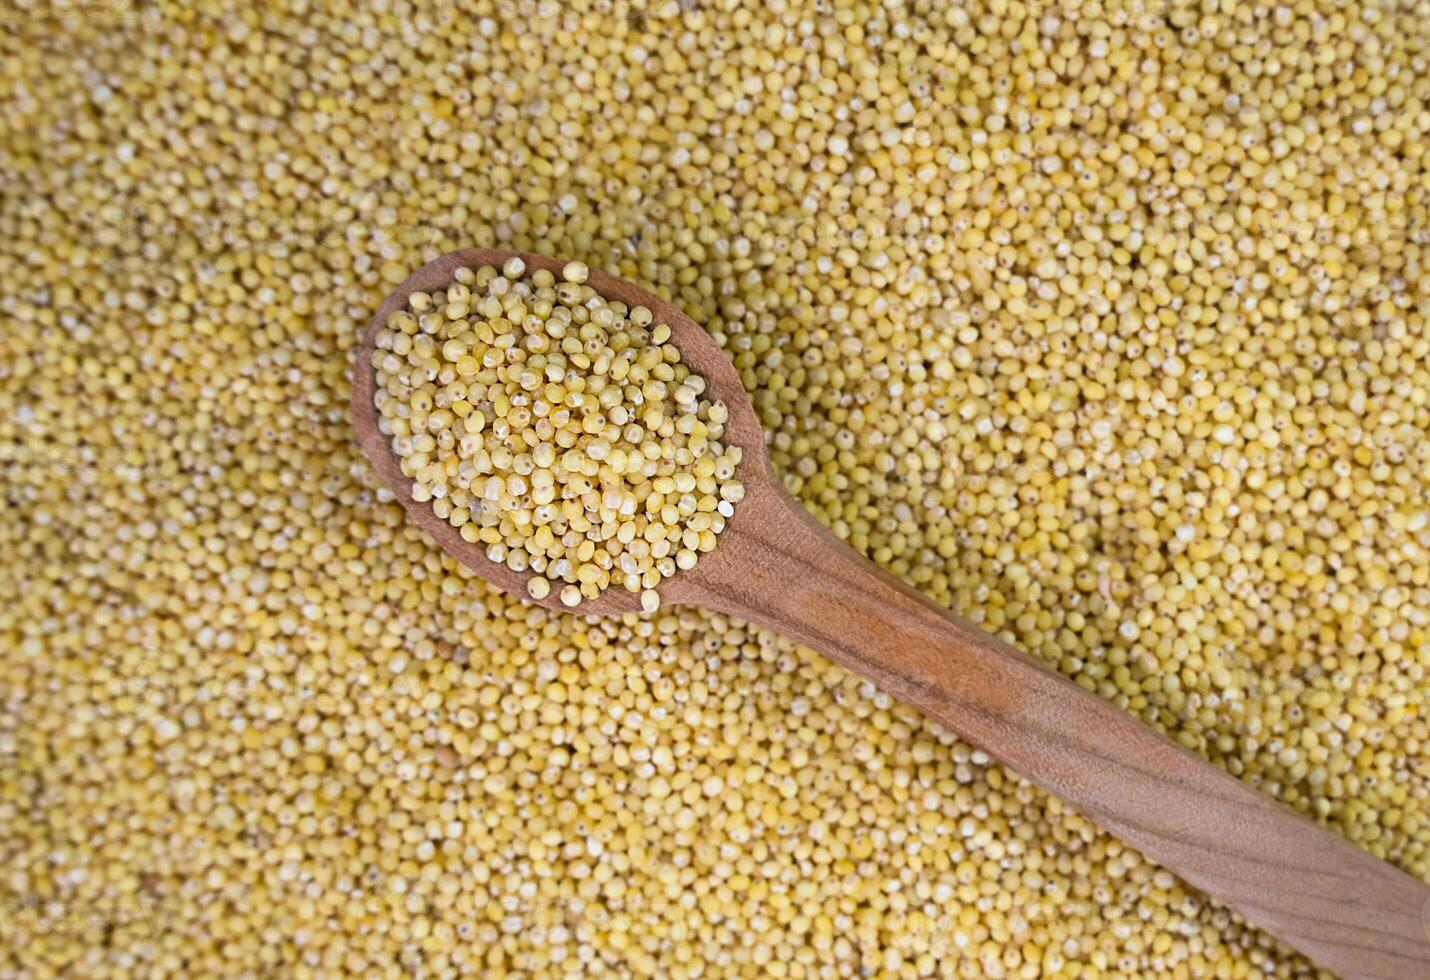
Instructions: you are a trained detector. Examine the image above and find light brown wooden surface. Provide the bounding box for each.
[353,249,1430,979]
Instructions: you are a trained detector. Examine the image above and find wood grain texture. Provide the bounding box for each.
[353,249,1430,979]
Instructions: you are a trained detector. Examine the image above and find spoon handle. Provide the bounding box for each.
[690,481,1430,979]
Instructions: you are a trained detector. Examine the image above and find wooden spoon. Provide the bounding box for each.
[352,248,1430,979]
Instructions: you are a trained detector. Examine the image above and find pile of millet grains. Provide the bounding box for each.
[0,1,1426,976]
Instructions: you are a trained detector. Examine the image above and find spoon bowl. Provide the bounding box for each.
[353,249,1430,980]
[352,247,775,616]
